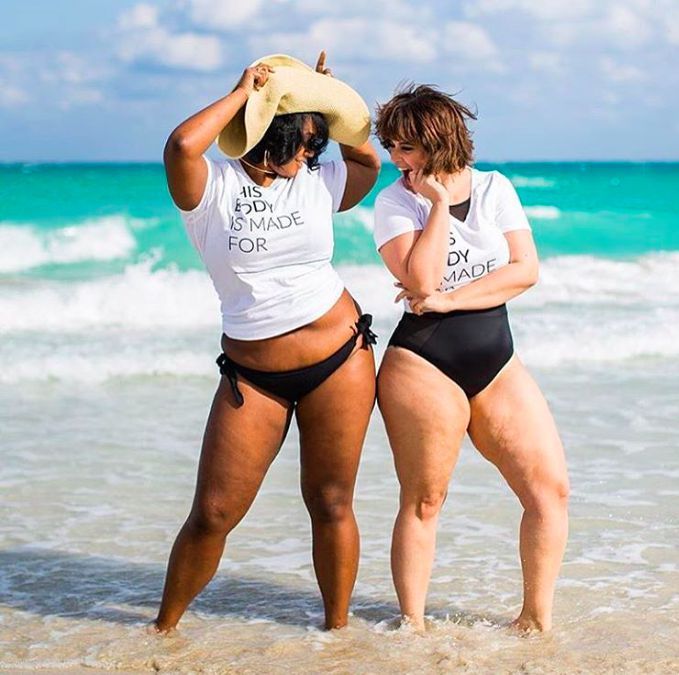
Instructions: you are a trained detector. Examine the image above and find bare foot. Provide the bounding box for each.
[145,620,176,636]
[508,615,549,635]
[399,614,426,634]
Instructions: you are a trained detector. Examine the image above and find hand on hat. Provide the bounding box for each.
[315,51,333,78]
[236,63,274,97]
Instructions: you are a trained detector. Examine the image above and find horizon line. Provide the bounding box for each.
[2,159,678,166]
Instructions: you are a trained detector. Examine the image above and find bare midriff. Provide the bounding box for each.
[220,289,362,371]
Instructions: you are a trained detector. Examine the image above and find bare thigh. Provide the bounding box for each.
[190,376,294,528]
[378,347,470,494]
[296,343,375,497]
[467,356,569,504]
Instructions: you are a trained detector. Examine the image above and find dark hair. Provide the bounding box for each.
[244,112,329,170]
[375,84,477,174]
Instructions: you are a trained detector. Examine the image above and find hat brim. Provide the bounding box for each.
[217,54,371,159]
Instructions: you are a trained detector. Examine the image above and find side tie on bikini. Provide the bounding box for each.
[355,313,377,348]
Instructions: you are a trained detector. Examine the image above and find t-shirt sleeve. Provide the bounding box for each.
[318,160,348,213]
[373,191,424,250]
[494,172,531,233]
[178,156,227,252]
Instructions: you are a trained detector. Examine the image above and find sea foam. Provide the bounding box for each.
[2,253,678,381]
[0,216,136,272]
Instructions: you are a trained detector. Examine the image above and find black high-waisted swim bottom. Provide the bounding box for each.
[388,304,514,398]
[217,314,377,407]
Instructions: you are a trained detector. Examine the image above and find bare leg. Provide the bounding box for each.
[468,356,569,632]
[296,344,375,629]
[378,347,470,631]
[154,377,293,631]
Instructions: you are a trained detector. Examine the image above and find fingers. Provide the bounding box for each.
[251,63,274,91]
[315,50,333,76]
[394,290,410,303]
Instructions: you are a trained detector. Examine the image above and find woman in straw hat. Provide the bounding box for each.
[152,52,380,632]
[372,85,568,632]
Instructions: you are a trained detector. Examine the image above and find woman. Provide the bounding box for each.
[152,53,380,632]
[373,85,569,633]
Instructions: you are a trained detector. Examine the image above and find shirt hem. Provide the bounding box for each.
[220,283,346,341]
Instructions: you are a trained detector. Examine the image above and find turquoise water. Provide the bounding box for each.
[1,162,677,280]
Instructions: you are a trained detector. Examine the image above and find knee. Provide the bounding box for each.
[403,489,448,522]
[303,485,354,524]
[521,474,570,517]
[188,497,240,536]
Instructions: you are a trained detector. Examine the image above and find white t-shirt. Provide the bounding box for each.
[180,157,347,339]
[374,168,530,304]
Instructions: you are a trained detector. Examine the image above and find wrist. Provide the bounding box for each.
[233,85,251,100]
[431,193,450,206]
[442,290,458,310]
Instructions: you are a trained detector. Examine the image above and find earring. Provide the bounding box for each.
[264,150,270,167]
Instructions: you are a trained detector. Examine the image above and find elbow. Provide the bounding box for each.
[164,131,196,160]
[408,279,439,297]
[524,263,539,289]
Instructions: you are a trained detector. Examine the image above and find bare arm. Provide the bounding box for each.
[399,229,539,313]
[312,50,380,212]
[338,142,381,211]
[164,64,272,210]
[378,171,450,296]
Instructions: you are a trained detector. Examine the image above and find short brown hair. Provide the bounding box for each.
[375,84,477,174]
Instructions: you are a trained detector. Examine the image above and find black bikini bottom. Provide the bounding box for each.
[388,304,514,398]
[217,314,377,406]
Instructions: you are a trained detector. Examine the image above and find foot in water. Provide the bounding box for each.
[145,620,176,636]
[508,614,550,634]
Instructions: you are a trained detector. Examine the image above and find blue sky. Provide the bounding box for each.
[1,0,677,162]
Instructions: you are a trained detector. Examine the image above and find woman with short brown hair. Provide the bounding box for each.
[373,84,569,632]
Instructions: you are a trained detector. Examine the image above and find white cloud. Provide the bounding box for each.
[668,16,679,45]
[442,21,501,69]
[464,0,595,21]
[294,0,419,20]
[602,6,652,49]
[116,6,224,72]
[118,3,159,30]
[251,18,437,64]
[0,80,29,107]
[184,0,264,30]
[599,56,645,83]
[528,51,564,74]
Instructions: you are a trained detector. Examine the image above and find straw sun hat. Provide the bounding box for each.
[217,54,371,158]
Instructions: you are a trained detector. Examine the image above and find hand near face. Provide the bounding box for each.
[406,169,449,204]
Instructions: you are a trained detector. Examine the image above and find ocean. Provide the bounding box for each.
[1,161,678,673]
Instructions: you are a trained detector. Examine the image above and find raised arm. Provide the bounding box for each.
[378,171,450,296]
[337,142,381,212]
[314,50,380,212]
[164,64,272,210]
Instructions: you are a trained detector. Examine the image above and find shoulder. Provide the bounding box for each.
[375,177,418,209]
[475,168,515,192]
[471,167,507,188]
[472,168,518,202]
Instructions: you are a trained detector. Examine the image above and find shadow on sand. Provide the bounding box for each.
[0,547,400,628]
[0,547,506,630]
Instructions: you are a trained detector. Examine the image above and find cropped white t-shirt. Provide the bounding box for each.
[374,168,530,307]
[180,157,348,339]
